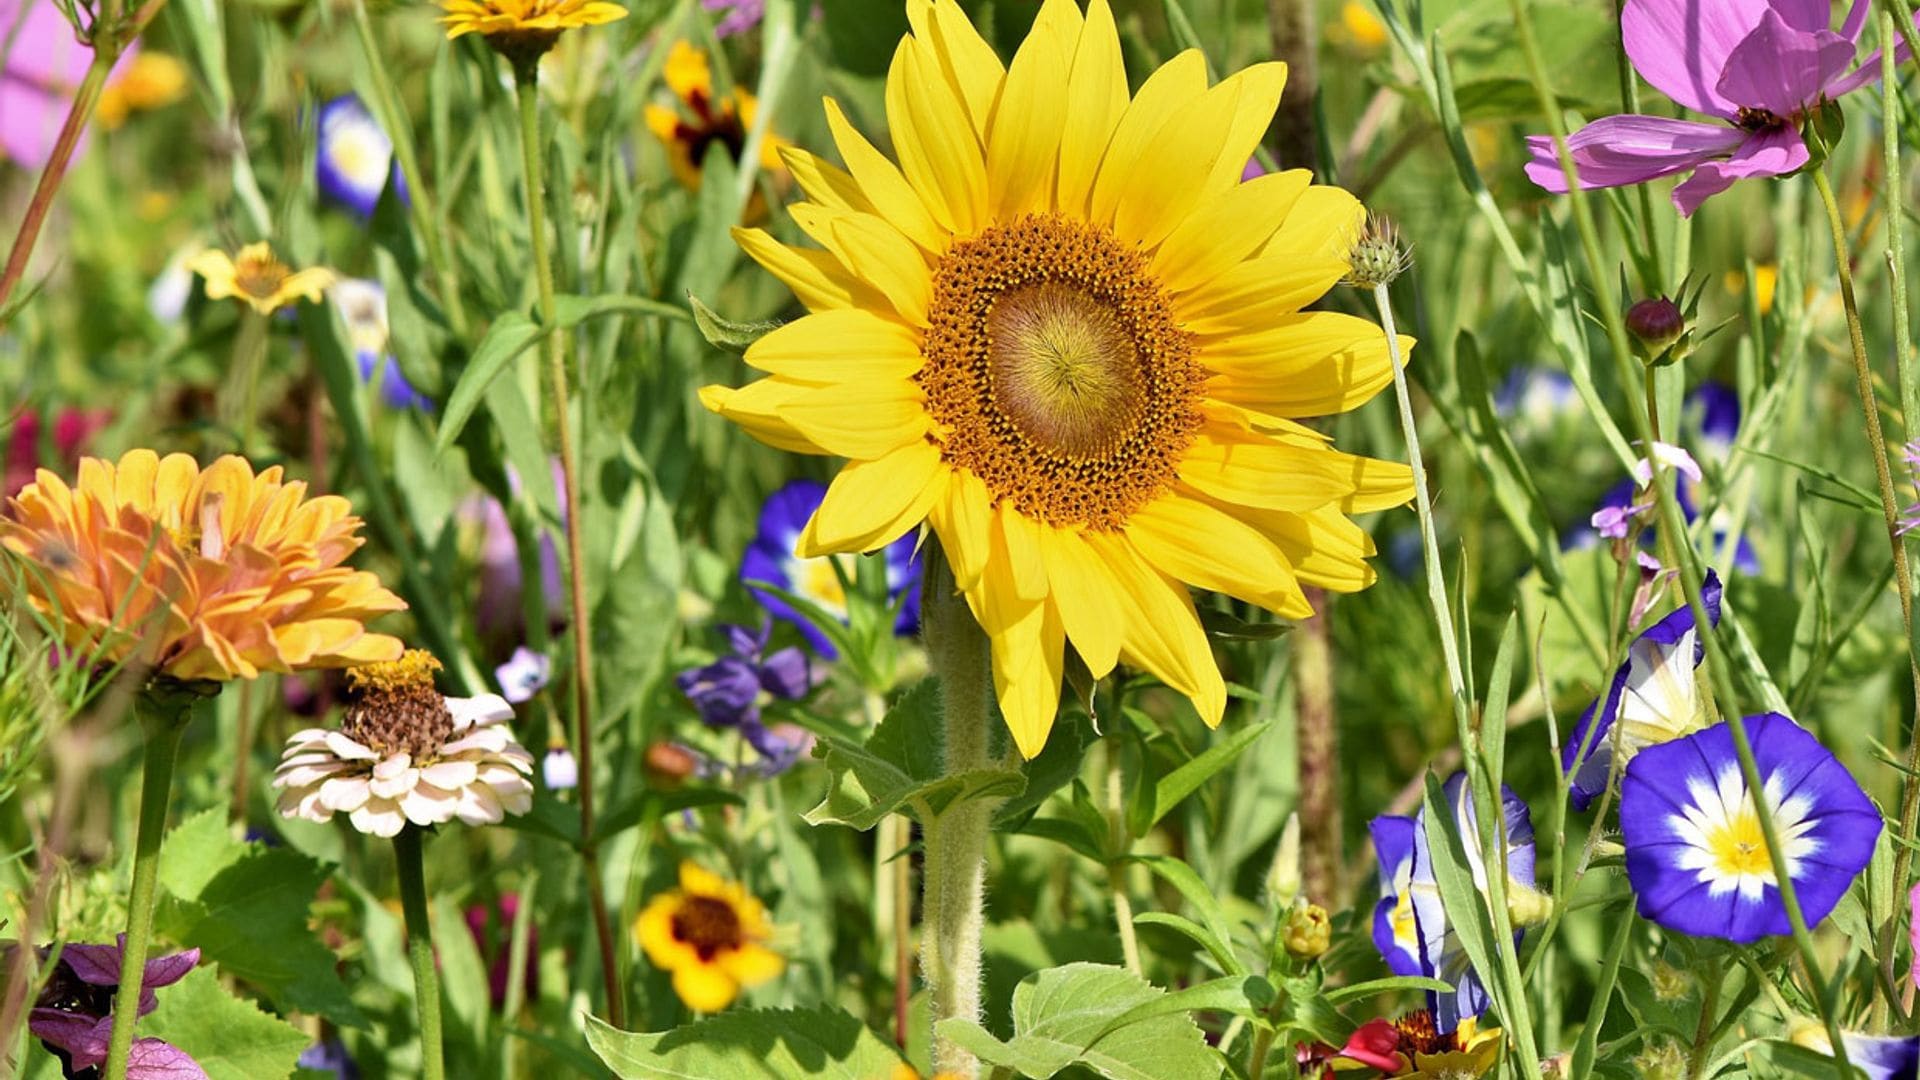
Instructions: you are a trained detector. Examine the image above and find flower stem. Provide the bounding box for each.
[394,826,446,1080]
[920,550,994,1078]
[104,689,194,1080]
[1103,742,1142,976]
[511,60,622,1027]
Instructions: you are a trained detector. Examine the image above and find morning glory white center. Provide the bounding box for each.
[1616,628,1702,753]
[322,110,393,191]
[1668,766,1821,901]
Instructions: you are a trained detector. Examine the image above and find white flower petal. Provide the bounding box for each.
[324,732,381,761]
[421,760,478,790]
[319,776,373,812]
[350,801,408,838]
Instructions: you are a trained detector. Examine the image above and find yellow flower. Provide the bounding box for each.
[187,243,337,316]
[645,42,790,196]
[440,0,627,61]
[635,862,784,1012]
[97,52,189,128]
[1,450,407,682]
[701,0,1414,758]
[1393,1014,1501,1079]
[1723,263,1778,315]
[1338,1,1389,49]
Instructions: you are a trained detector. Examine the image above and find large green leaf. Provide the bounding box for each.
[804,679,1026,830]
[584,1008,907,1078]
[140,966,310,1080]
[154,809,365,1026]
[935,963,1222,1080]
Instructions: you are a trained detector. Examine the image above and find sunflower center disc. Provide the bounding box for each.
[918,214,1203,531]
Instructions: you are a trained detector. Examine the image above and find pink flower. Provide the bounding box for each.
[1524,0,1907,215]
[4,405,111,496]
[0,0,138,168]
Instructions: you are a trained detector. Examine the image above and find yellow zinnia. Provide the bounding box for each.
[439,0,627,60]
[702,0,1413,758]
[645,41,791,195]
[634,861,784,1012]
[2,450,406,681]
[187,242,337,316]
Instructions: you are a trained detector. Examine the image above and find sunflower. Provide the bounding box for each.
[701,0,1413,757]
[439,0,627,63]
[634,861,784,1012]
[187,242,336,316]
[2,449,406,681]
[645,41,791,196]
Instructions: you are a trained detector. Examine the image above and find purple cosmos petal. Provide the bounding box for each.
[1838,0,1873,39]
[1715,13,1855,115]
[1765,0,1833,33]
[1672,124,1809,215]
[758,646,814,700]
[126,1037,210,1080]
[1827,21,1920,97]
[28,1009,110,1059]
[1621,0,1772,118]
[1524,115,1744,193]
[1620,713,1880,943]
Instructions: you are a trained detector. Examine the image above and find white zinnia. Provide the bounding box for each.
[273,692,535,838]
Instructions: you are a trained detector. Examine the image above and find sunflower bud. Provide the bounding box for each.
[1283,903,1331,960]
[1626,297,1685,364]
[1343,212,1412,289]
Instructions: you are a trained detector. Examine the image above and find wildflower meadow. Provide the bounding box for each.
[8,0,1920,1075]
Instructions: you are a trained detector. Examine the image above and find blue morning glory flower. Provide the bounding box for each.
[675,622,815,770]
[740,479,921,658]
[1620,712,1880,943]
[1564,571,1721,811]
[1686,381,1741,460]
[316,94,406,218]
[1368,814,1421,977]
[1493,365,1577,434]
[1840,1034,1920,1080]
[1402,773,1541,1033]
[330,278,433,411]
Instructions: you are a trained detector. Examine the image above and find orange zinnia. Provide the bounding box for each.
[2,450,406,681]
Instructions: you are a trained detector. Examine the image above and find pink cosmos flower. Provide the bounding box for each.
[0,0,138,168]
[1524,0,1906,215]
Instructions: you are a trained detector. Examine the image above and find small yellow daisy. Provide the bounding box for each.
[439,0,627,63]
[634,862,784,1012]
[187,242,336,316]
[645,41,790,195]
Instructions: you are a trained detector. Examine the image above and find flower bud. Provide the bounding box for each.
[1651,960,1692,1000]
[1265,814,1302,908]
[1342,212,1412,289]
[1633,1038,1687,1080]
[1506,881,1553,927]
[644,741,701,787]
[1283,903,1331,960]
[1626,296,1685,362]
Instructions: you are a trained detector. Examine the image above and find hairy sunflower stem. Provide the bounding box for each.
[104,687,197,1080]
[920,550,994,1078]
[1291,590,1342,906]
[394,826,446,1080]
[511,60,621,1026]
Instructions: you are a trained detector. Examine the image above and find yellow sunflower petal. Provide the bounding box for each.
[1177,253,1349,334]
[778,146,876,215]
[1129,494,1312,617]
[983,0,1077,218]
[822,98,948,253]
[788,205,933,325]
[697,382,832,455]
[1085,50,1209,232]
[1202,311,1409,418]
[887,37,989,236]
[744,308,923,382]
[1109,63,1286,250]
[672,965,740,1013]
[797,441,945,555]
[1152,170,1311,296]
[1340,456,1416,513]
[997,503,1049,602]
[732,226,891,312]
[1178,428,1358,511]
[928,468,994,593]
[1202,62,1288,195]
[906,0,1005,137]
[1036,526,1122,677]
[1083,533,1225,726]
[1054,0,1129,217]
[771,379,931,459]
[981,568,1065,760]
[1266,184,1366,261]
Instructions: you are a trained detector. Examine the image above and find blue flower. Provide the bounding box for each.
[740,479,920,658]
[1396,774,1541,1034]
[330,278,432,412]
[675,622,815,769]
[1686,381,1741,460]
[1620,712,1880,943]
[316,95,405,218]
[1841,1034,1920,1080]
[1493,365,1577,434]
[1564,571,1721,811]
[298,1037,359,1080]
[1368,814,1421,976]
[494,646,550,704]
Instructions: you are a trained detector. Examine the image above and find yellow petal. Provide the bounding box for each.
[1037,526,1121,677]
[1268,184,1365,261]
[745,309,923,383]
[929,468,994,593]
[1152,170,1311,296]
[996,502,1049,602]
[1176,253,1349,335]
[822,97,947,253]
[1178,427,1359,511]
[672,965,740,1012]
[732,226,890,312]
[1128,494,1312,617]
[1084,533,1225,726]
[798,441,946,555]
[974,555,1065,760]
[773,378,931,460]
[1339,456,1416,514]
[1203,311,1407,418]
[697,382,831,456]
[1110,66,1286,251]
[1202,61,1288,194]
[907,0,1005,138]
[788,205,933,326]
[983,0,1077,218]
[1054,0,1129,217]
[1248,504,1378,593]
[887,38,989,237]
[719,943,786,989]
[778,147,875,215]
[1086,50,1209,234]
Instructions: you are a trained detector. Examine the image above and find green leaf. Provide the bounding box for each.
[1196,608,1292,641]
[804,680,1026,830]
[1127,855,1247,976]
[140,965,310,1080]
[435,312,539,451]
[688,291,779,352]
[153,809,365,1026]
[1416,774,1507,1022]
[994,716,1097,828]
[1323,975,1456,1006]
[1147,721,1272,830]
[583,1008,907,1078]
[933,963,1222,1080]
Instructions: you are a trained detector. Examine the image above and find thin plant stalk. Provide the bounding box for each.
[394,826,446,1080]
[919,551,995,1078]
[1103,743,1142,976]
[103,692,193,1080]
[1517,0,1852,1056]
[510,60,623,1026]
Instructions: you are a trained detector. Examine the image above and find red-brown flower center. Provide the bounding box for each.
[670,895,745,961]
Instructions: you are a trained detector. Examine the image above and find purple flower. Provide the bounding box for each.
[675,622,815,769]
[1,0,138,168]
[494,646,551,704]
[1620,712,1879,941]
[1687,381,1742,459]
[28,936,206,1079]
[1525,0,1906,215]
[297,1038,359,1080]
[740,480,921,659]
[702,0,764,36]
[1368,815,1421,976]
[463,893,537,1010]
[1898,439,1920,537]
[316,95,406,218]
[1493,365,1578,433]
[1564,571,1722,810]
